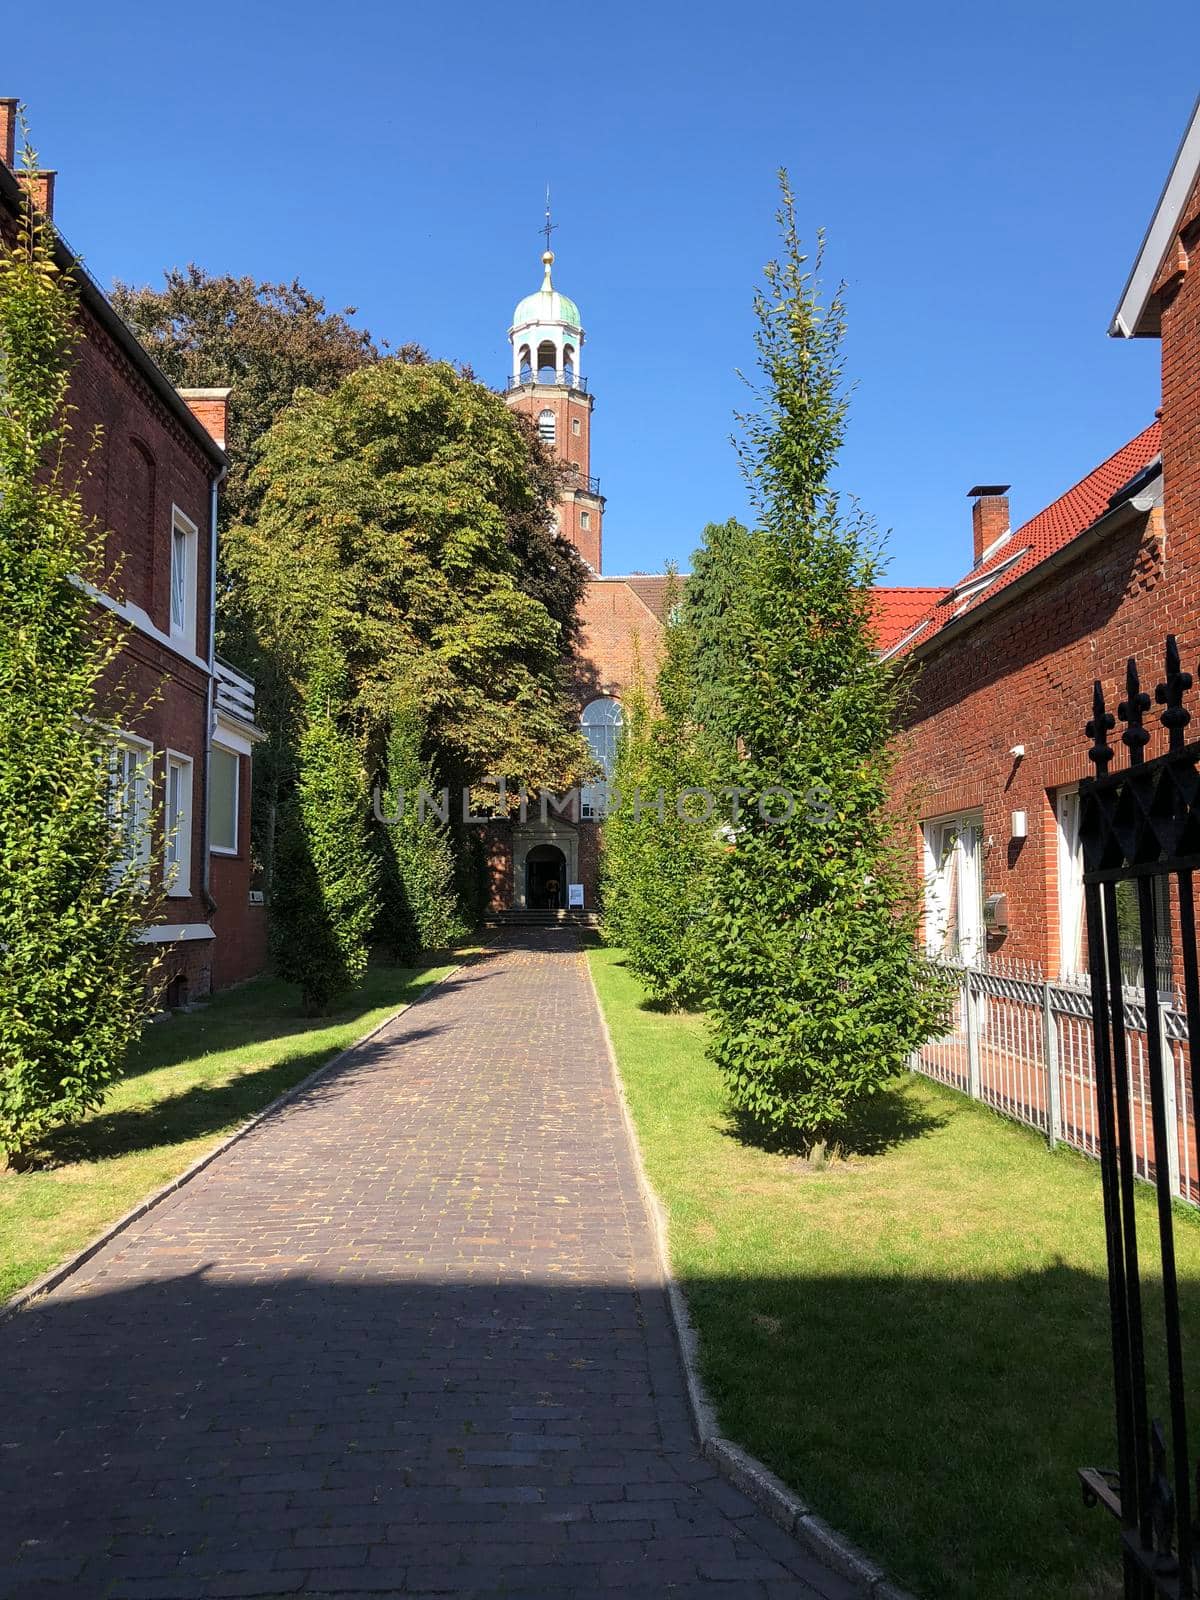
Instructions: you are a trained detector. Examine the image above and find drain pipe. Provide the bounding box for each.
[201,464,227,919]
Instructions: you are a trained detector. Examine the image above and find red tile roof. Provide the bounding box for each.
[870,588,947,652]
[875,421,1162,657]
[622,574,680,620]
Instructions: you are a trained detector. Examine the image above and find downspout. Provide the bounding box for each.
[201,463,227,918]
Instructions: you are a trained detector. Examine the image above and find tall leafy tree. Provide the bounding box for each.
[0,149,151,1162]
[703,176,943,1142]
[110,267,383,530]
[111,267,588,645]
[229,358,592,802]
[112,267,388,901]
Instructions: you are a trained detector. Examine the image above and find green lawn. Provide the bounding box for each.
[588,942,1200,1600]
[0,960,454,1302]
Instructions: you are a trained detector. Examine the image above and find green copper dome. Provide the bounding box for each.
[512,252,581,329]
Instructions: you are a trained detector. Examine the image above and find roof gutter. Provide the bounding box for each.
[900,471,1163,666]
[1110,93,1200,339]
[0,161,227,470]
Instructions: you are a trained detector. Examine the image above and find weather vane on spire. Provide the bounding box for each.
[541,185,557,254]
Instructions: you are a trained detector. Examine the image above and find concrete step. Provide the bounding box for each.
[483,909,600,929]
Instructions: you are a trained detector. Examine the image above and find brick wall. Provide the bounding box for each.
[576,579,666,703]
[893,502,1173,972]
[210,749,267,990]
[505,385,602,569]
[1158,167,1200,605]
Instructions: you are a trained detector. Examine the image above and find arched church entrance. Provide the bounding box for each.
[525,843,567,911]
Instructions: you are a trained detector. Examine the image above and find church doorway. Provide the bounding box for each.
[525,844,567,910]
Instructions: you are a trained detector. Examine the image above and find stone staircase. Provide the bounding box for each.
[482,908,600,931]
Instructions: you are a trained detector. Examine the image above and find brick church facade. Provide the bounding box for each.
[485,248,670,912]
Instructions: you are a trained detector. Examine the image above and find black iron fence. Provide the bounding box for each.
[1080,637,1200,1596]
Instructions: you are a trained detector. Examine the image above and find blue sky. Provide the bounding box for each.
[8,3,1199,584]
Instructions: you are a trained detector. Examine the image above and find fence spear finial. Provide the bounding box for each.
[1156,635,1192,753]
[1088,680,1115,774]
[1120,658,1152,766]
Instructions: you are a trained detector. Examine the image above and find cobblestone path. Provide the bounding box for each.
[0,930,855,1599]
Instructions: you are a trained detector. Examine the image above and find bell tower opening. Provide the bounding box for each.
[505,235,604,572]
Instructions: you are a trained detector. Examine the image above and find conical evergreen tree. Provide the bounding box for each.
[374,709,463,965]
[272,643,378,1014]
[703,175,944,1140]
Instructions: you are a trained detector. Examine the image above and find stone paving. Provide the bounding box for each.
[0,929,855,1600]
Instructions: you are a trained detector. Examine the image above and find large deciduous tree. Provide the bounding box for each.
[110,267,382,530]
[0,153,151,1162]
[702,176,944,1143]
[229,358,591,798]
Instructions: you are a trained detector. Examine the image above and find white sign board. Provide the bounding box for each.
[567,883,584,909]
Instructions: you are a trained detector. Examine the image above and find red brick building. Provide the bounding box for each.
[885,95,1200,988]
[0,103,265,999]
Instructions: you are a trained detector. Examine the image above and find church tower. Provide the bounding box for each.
[504,245,604,571]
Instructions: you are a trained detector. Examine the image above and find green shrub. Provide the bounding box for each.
[0,146,152,1162]
[272,648,378,1013]
[374,709,464,963]
[601,590,715,1007]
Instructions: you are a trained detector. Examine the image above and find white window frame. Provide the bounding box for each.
[163,750,194,897]
[169,504,199,649]
[922,810,985,964]
[1057,785,1174,996]
[105,730,153,886]
[1056,786,1085,981]
[581,697,623,821]
[580,511,591,530]
[537,409,556,446]
[209,741,240,857]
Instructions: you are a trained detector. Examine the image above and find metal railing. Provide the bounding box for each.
[214,658,257,725]
[912,956,1196,1204]
[561,462,602,496]
[504,371,588,393]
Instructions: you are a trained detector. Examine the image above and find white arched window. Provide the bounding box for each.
[581,697,622,820]
[538,409,556,446]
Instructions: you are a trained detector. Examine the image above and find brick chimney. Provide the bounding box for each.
[968,484,1011,566]
[0,99,17,170]
[17,168,55,219]
[177,387,232,451]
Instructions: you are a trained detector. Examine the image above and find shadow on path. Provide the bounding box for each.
[0,1272,848,1599]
